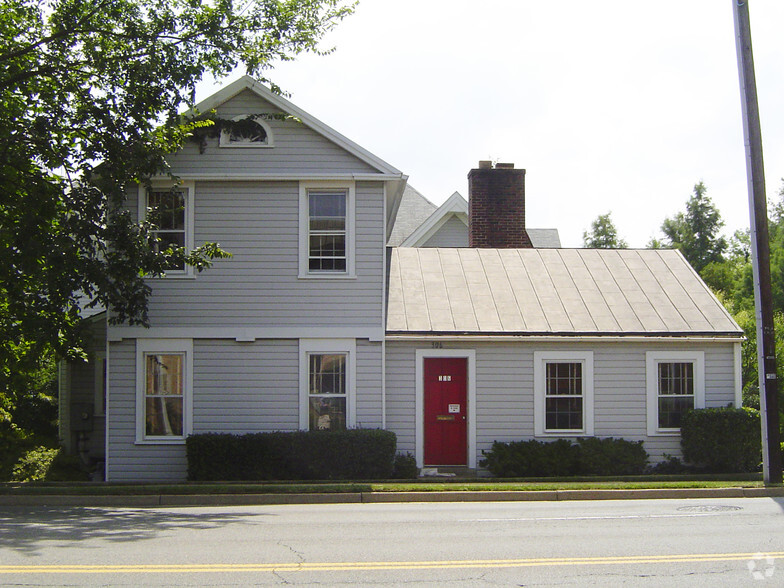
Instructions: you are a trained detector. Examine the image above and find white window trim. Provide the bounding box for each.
[135,338,193,444]
[298,181,356,279]
[219,115,274,148]
[534,351,594,437]
[299,339,356,430]
[415,349,477,470]
[137,181,195,278]
[646,351,705,436]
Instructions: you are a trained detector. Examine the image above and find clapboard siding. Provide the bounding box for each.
[384,344,417,455]
[385,340,739,467]
[192,339,299,433]
[167,90,378,175]
[139,181,385,329]
[356,340,383,429]
[106,339,190,482]
[422,216,468,247]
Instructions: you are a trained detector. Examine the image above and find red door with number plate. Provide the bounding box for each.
[424,357,467,466]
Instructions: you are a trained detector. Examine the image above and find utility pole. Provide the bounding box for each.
[733,0,782,484]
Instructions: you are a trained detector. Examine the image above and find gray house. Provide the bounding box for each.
[60,76,744,481]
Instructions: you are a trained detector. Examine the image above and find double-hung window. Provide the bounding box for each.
[534,351,594,436]
[299,339,355,431]
[647,352,704,435]
[299,182,355,277]
[139,182,194,276]
[136,339,192,443]
[307,353,347,431]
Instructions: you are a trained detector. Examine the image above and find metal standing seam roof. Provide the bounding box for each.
[386,247,743,337]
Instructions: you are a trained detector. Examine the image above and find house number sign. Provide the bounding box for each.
[438,375,452,382]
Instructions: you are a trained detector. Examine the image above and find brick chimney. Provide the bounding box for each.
[468,161,533,248]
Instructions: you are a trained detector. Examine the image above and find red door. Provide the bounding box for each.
[424,357,468,466]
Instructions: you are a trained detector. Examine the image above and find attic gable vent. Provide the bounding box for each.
[219,115,274,148]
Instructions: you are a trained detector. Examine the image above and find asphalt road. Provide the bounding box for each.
[1,497,782,586]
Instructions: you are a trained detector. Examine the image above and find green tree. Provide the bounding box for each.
[1,0,354,466]
[660,182,727,273]
[583,212,628,249]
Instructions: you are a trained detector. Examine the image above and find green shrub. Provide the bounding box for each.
[391,452,419,479]
[680,407,761,473]
[481,437,650,478]
[186,429,398,481]
[11,446,59,482]
[645,454,688,475]
[480,439,579,477]
[576,437,648,476]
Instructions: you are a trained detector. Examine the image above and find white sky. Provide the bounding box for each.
[198,0,784,248]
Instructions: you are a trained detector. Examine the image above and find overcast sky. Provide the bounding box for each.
[198,0,784,248]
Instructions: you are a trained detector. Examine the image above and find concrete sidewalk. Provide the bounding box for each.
[1,486,782,507]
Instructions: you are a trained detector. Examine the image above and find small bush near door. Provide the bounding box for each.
[186,428,397,481]
[480,437,648,477]
[680,407,761,473]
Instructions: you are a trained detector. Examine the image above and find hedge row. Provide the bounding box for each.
[186,429,399,481]
[480,437,648,477]
[680,407,761,473]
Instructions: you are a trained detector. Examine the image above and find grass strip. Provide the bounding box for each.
[0,478,769,496]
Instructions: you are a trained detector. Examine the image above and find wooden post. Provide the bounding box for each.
[733,0,782,484]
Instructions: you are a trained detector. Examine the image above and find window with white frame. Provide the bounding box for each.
[136,339,192,443]
[138,182,194,275]
[219,115,274,148]
[534,351,594,436]
[299,182,354,277]
[308,353,347,431]
[647,351,705,435]
[299,339,355,430]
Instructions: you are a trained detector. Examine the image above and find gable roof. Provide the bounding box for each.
[190,76,404,178]
[393,191,562,248]
[400,191,467,246]
[387,247,743,338]
[388,185,437,246]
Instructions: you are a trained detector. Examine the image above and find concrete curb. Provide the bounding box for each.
[0,487,782,507]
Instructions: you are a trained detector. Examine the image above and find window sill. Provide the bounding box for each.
[648,429,681,437]
[536,431,589,437]
[298,273,357,280]
[134,438,187,445]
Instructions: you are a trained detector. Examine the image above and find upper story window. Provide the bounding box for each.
[219,115,274,148]
[309,190,347,272]
[646,351,705,435]
[138,181,194,277]
[299,182,355,278]
[534,351,594,436]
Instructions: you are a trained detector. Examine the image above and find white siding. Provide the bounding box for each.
[167,90,378,176]
[385,340,738,468]
[422,216,468,247]
[356,340,383,429]
[107,337,383,481]
[131,180,385,330]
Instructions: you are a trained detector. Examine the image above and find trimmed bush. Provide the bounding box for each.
[481,437,649,478]
[186,429,397,481]
[576,437,648,476]
[680,407,761,473]
[480,439,579,477]
[391,452,419,479]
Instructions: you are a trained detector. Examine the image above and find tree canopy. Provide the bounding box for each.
[1,0,355,467]
[1,0,354,363]
[660,181,727,273]
[582,212,628,249]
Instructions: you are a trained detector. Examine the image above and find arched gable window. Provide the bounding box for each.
[219,115,274,148]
